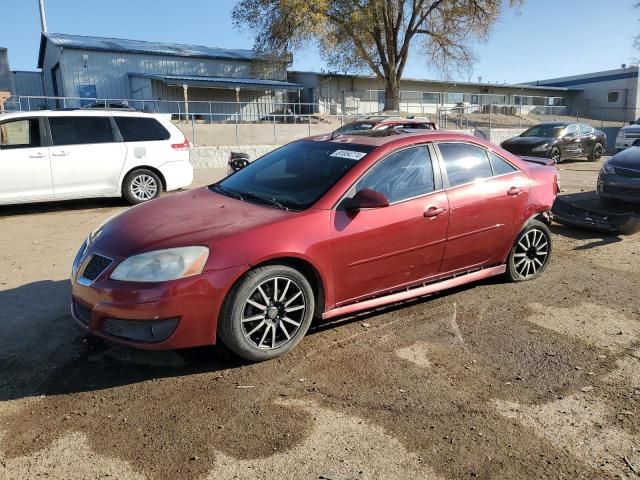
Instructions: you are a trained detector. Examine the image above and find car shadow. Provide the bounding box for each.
[0,197,126,217]
[0,279,246,402]
[550,224,623,250]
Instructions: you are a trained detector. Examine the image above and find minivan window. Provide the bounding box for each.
[49,116,114,146]
[114,117,170,142]
[0,118,41,150]
[354,146,434,203]
[439,143,493,187]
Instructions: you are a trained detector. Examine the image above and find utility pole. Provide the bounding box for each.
[38,0,48,32]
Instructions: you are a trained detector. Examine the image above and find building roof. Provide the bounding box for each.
[38,32,275,68]
[129,73,302,91]
[289,70,579,92]
[524,66,640,88]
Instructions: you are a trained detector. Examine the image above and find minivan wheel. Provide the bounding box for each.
[588,143,603,162]
[550,147,561,165]
[218,265,315,362]
[123,169,162,205]
[506,219,552,282]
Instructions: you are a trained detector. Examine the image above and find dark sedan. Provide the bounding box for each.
[501,122,606,164]
[598,147,640,204]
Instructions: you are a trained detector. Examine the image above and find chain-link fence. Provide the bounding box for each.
[1,95,632,147]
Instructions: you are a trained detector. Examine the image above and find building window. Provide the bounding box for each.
[446,92,465,104]
[423,92,440,104]
[608,91,620,103]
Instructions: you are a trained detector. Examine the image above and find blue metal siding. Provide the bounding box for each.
[12,71,45,96]
[536,71,640,88]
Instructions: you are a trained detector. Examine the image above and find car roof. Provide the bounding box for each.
[304,129,476,147]
[0,110,163,120]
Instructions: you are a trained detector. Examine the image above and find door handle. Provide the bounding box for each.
[29,152,45,158]
[51,150,69,157]
[507,186,523,196]
[424,206,447,218]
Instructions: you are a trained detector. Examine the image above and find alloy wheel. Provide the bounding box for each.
[593,145,603,161]
[513,229,549,279]
[550,148,560,165]
[241,276,306,350]
[131,174,158,201]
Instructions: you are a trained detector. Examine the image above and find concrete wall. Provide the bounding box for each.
[190,145,280,168]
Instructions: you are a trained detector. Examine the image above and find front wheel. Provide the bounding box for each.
[218,265,315,361]
[588,143,604,162]
[506,219,552,282]
[550,147,561,165]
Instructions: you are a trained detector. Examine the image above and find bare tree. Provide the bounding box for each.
[233,0,523,111]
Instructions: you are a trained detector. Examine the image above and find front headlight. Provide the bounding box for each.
[532,143,550,152]
[602,162,616,175]
[110,246,209,282]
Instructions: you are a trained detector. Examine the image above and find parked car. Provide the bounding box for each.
[598,146,640,204]
[0,110,192,205]
[71,130,558,361]
[614,121,640,151]
[82,101,136,111]
[501,122,606,164]
[333,116,437,135]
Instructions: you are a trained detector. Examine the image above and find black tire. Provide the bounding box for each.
[122,169,162,205]
[506,219,552,282]
[550,147,561,165]
[218,265,315,362]
[588,143,604,162]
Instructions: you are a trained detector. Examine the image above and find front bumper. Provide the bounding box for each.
[71,248,246,349]
[597,173,640,204]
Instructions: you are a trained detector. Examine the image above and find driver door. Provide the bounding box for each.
[560,123,582,158]
[330,145,449,306]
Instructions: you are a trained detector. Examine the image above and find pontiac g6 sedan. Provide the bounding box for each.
[71,131,558,361]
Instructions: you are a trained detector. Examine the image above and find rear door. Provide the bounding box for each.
[113,115,172,167]
[0,117,53,204]
[559,123,582,158]
[579,123,596,156]
[331,145,449,305]
[436,142,530,274]
[48,115,127,198]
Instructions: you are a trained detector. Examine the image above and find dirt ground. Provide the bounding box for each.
[0,158,639,480]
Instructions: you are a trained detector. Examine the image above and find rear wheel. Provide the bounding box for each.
[218,265,315,362]
[506,219,552,282]
[123,169,162,205]
[588,143,604,162]
[550,147,561,165]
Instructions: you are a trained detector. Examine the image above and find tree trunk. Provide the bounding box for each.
[383,77,400,112]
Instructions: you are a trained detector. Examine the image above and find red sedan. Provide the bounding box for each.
[71,130,558,361]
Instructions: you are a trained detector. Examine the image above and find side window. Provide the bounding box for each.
[579,124,594,135]
[355,146,435,203]
[0,118,41,150]
[438,143,493,187]
[489,152,518,175]
[114,117,170,142]
[49,116,114,146]
[564,124,579,136]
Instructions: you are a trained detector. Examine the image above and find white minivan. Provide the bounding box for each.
[0,110,193,205]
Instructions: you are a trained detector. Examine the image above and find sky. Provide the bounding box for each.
[2,0,639,84]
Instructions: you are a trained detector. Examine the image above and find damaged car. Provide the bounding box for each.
[598,146,640,205]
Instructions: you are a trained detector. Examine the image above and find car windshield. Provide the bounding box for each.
[520,124,566,138]
[212,140,375,211]
[334,122,377,134]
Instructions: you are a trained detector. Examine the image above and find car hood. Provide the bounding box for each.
[609,147,640,168]
[92,187,293,257]
[502,136,551,147]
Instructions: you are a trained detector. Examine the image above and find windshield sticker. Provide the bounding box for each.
[330,150,368,160]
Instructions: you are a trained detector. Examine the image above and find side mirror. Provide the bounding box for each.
[343,188,389,211]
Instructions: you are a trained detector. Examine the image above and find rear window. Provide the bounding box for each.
[114,117,170,142]
[49,116,114,146]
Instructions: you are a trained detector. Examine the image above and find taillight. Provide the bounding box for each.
[171,137,190,151]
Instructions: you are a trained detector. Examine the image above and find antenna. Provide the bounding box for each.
[38,0,48,32]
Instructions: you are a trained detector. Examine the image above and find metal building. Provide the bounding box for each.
[526,66,640,122]
[37,32,302,116]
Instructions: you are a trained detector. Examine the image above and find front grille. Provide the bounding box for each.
[625,133,640,139]
[73,300,92,326]
[81,254,113,281]
[615,167,640,179]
